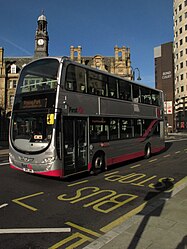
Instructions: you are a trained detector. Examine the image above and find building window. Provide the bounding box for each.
[11,64,16,74]
[179,15,182,22]
[180,62,183,68]
[10,95,14,107]
[180,27,183,33]
[180,50,183,57]
[181,86,184,92]
[9,80,17,88]
[185,0,187,7]
[185,12,187,18]
[180,39,183,45]
[181,74,184,80]
[179,4,182,11]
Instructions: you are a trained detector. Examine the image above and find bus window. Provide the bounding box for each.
[153,121,160,136]
[152,90,160,106]
[108,77,118,98]
[65,64,87,92]
[141,87,152,104]
[120,119,133,138]
[119,80,132,101]
[109,118,119,140]
[134,119,142,137]
[88,70,106,96]
[90,118,108,142]
[132,85,140,103]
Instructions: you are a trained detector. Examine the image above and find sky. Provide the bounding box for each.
[0,0,173,88]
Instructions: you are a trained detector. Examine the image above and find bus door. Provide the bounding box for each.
[63,117,88,175]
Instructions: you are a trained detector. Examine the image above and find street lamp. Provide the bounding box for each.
[131,67,141,81]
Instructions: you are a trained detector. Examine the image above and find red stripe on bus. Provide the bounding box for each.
[107,151,145,165]
[10,164,64,177]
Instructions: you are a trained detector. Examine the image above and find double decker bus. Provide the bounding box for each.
[9,57,165,178]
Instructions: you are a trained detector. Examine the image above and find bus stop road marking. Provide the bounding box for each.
[163,154,171,158]
[66,222,101,238]
[148,159,158,163]
[68,180,89,187]
[12,192,44,211]
[130,164,141,169]
[104,171,119,176]
[101,176,187,233]
[0,228,71,234]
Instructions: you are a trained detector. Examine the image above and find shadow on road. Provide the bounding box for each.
[127,178,174,249]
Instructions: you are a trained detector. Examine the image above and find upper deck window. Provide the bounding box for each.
[87,70,107,96]
[17,58,59,94]
[65,64,86,93]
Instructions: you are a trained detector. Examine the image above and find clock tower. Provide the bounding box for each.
[34,12,49,58]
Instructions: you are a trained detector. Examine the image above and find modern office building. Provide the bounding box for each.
[154,42,175,132]
[174,0,187,131]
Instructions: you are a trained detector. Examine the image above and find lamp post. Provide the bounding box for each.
[131,67,141,81]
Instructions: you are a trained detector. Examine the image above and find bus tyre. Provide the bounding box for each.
[144,144,151,159]
[91,153,105,175]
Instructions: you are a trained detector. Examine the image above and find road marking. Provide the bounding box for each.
[12,192,44,211]
[148,159,158,163]
[66,222,101,237]
[100,201,147,233]
[130,164,141,169]
[0,162,9,166]
[0,203,8,209]
[175,151,181,154]
[104,171,119,176]
[165,176,187,193]
[48,232,92,249]
[0,228,71,234]
[101,176,187,233]
[163,154,171,158]
[68,180,89,187]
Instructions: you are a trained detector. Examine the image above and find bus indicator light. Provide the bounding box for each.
[47,114,54,125]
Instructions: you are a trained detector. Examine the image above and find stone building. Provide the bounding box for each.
[0,12,132,117]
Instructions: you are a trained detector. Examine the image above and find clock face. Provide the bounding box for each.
[38,39,44,46]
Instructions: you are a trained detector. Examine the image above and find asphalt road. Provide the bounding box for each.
[1,138,187,249]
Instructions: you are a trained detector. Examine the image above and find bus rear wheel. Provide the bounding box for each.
[91,153,105,175]
[144,143,151,159]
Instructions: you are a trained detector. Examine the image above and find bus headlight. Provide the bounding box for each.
[41,157,55,164]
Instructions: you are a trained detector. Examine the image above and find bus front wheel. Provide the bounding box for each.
[91,152,105,175]
[144,143,151,159]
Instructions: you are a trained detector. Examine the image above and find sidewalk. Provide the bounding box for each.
[84,179,187,249]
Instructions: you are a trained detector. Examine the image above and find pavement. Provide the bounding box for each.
[1,135,187,249]
[83,179,187,249]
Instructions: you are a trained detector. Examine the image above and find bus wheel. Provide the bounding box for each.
[144,143,151,159]
[91,153,105,175]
